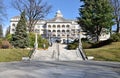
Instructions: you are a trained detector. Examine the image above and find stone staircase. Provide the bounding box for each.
[31,43,83,61]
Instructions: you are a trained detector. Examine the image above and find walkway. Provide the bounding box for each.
[31,43,83,61]
[0,61,119,78]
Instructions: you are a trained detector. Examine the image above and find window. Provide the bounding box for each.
[62,30,65,32]
[53,34,56,37]
[48,30,51,32]
[67,34,70,36]
[62,34,65,36]
[57,30,60,32]
[57,25,60,28]
[12,23,15,27]
[53,30,56,32]
[53,25,56,28]
[77,29,80,33]
[62,25,65,28]
[66,25,70,28]
[43,25,46,28]
[35,29,40,33]
[37,26,40,28]
[66,30,70,32]
[48,25,51,28]
[57,34,60,37]
[12,29,15,31]
[72,29,75,33]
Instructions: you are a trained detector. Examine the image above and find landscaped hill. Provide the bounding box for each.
[0,49,29,62]
[85,42,120,62]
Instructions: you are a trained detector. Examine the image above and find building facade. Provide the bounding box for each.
[10,10,110,42]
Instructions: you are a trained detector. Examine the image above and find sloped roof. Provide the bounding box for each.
[10,16,20,21]
[12,16,20,19]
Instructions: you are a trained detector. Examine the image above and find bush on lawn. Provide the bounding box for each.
[67,38,92,50]
[1,40,12,49]
[0,38,2,48]
[110,33,120,42]
[91,39,112,48]
[28,33,49,49]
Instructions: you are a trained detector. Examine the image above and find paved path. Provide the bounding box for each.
[32,43,82,61]
[0,61,120,78]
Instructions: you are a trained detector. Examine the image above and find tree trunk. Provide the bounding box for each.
[96,35,99,42]
[96,25,99,42]
[116,17,120,33]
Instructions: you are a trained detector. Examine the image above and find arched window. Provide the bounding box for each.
[62,25,65,28]
[48,30,51,32]
[62,30,65,32]
[12,29,15,31]
[62,34,65,36]
[12,23,15,27]
[66,25,70,28]
[66,30,70,32]
[57,30,60,32]
[57,34,60,37]
[53,30,56,32]
[35,29,40,33]
[48,25,51,28]
[57,25,60,28]
[53,34,56,37]
[53,25,56,28]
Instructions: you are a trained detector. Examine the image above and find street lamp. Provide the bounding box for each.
[34,33,38,49]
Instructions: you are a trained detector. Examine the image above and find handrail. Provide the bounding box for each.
[78,48,88,60]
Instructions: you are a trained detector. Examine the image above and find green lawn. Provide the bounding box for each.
[0,42,120,62]
[0,49,30,62]
[85,42,120,62]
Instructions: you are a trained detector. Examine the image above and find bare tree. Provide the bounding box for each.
[12,0,51,32]
[110,0,120,33]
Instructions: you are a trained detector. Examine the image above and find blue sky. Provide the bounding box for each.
[3,0,80,34]
[4,0,80,25]
[3,0,116,35]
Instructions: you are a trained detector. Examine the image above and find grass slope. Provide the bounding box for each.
[0,49,29,62]
[85,42,120,62]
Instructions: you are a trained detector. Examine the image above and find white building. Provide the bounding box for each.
[10,10,110,42]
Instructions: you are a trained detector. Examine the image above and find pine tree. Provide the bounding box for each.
[0,25,3,38]
[78,0,114,42]
[11,11,29,48]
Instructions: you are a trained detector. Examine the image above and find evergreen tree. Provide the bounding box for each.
[11,11,29,48]
[0,25,3,38]
[5,26,10,37]
[78,0,114,42]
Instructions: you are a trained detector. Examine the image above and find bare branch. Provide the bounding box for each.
[11,0,52,32]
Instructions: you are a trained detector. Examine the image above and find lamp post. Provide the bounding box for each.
[34,33,38,49]
[79,29,82,49]
[67,34,69,45]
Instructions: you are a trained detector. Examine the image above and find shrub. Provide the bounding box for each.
[0,38,2,48]
[110,33,120,42]
[82,41,92,49]
[5,34,12,41]
[1,40,12,49]
[67,38,92,50]
[28,33,35,47]
[67,42,78,50]
[91,39,112,48]
[28,33,49,49]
